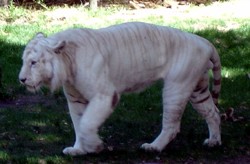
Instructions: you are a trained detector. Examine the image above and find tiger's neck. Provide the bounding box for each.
[50,54,76,92]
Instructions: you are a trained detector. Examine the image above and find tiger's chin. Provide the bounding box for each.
[25,82,42,93]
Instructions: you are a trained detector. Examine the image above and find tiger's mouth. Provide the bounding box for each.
[25,82,42,92]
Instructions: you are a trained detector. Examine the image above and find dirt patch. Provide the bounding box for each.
[219,156,250,164]
[0,94,56,108]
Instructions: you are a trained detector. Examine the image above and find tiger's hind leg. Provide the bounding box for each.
[141,80,191,152]
[190,72,221,147]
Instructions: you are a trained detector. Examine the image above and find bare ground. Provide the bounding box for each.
[0,94,56,108]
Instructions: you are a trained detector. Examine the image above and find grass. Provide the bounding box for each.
[0,0,250,163]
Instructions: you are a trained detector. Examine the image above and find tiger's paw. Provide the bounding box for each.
[203,138,221,147]
[63,147,86,156]
[140,143,161,152]
[85,143,104,154]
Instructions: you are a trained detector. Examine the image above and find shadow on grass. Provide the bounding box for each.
[219,74,250,108]
[0,39,24,100]
[0,104,73,163]
[0,28,249,163]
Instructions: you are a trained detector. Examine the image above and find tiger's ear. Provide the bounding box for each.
[36,32,46,38]
[53,41,66,54]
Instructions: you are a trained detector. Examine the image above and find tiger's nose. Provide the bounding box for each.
[20,78,26,84]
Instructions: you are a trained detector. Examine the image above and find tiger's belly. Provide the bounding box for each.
[112,65,166,94]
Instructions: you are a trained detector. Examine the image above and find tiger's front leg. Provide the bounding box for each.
[62,100,87,156]
[64,93,116,156]
[62,88,88,156]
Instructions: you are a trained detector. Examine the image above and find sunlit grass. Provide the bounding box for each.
[35,134,61,143]
[0,151,9,161]
[28,120,47,127]
[222,68,247,79]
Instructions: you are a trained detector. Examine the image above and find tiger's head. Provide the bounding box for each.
[19,33,66,92]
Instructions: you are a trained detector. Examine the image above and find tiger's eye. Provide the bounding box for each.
[31,61,37,65]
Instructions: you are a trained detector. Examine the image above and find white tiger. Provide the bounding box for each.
[19,22,222,156]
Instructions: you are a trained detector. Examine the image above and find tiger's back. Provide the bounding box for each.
[77,22,214,93]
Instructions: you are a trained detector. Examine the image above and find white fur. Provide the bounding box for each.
[19,22,221,156]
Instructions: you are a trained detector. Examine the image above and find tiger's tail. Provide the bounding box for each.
[210,46,222,106]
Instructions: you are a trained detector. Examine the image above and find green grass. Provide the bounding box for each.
[0,2,250,163]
